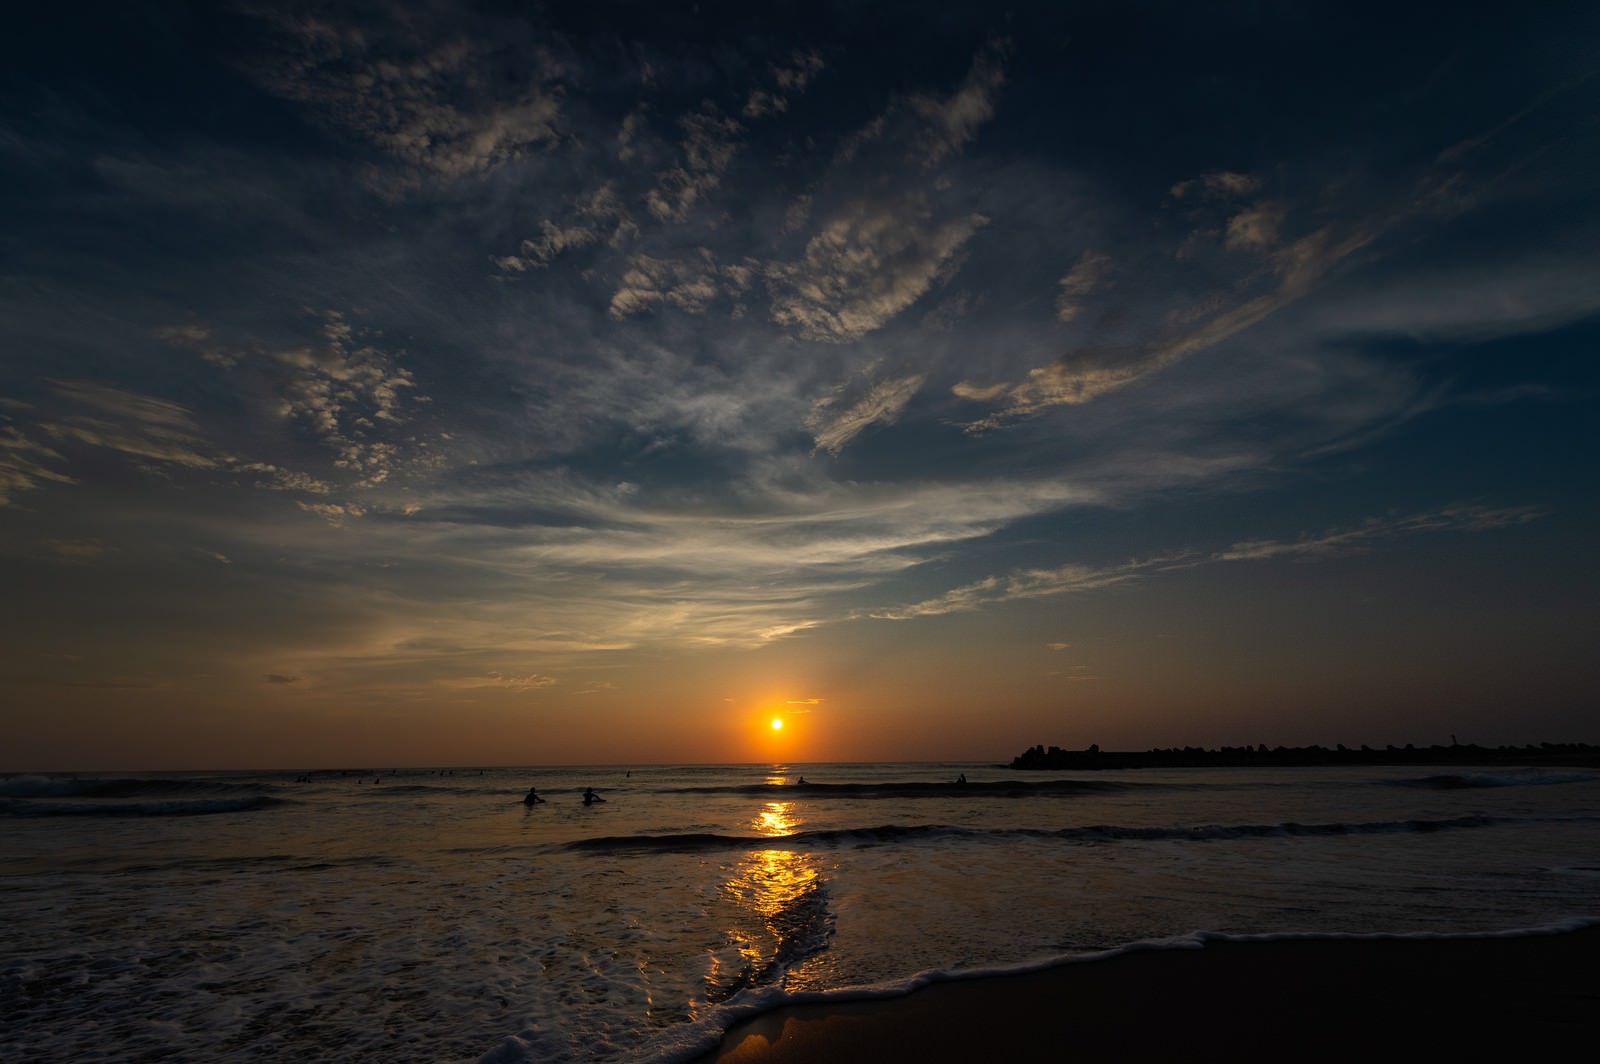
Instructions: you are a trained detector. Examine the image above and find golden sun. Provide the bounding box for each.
[770,717,784,731]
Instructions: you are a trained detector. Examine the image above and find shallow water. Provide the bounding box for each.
[4,762,1599,1062]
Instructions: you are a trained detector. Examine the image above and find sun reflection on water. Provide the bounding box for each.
[705,801,830,1003]
[756,800,797,838]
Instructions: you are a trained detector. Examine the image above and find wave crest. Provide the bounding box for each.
[564,814,1532,855]
[1,795,289,818]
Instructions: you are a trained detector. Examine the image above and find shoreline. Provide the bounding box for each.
[690,923,1600,1062]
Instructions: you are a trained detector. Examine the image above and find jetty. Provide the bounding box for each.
[1011,741,1600,771]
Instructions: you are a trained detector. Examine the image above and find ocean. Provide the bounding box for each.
[4,761,1598,1062]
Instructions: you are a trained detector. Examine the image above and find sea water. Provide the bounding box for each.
[3,762,1599,1062]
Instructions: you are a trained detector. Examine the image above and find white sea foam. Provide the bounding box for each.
[0,774,89,797]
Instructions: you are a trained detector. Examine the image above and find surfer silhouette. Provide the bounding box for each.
[957,773,967,784]
[522,786,544,806]
[583,787,605,805]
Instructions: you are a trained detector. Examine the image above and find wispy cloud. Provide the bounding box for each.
[956,219,1380,432]
[0,426,75,506]
[1055,250,1113,322]
[953,111,1574,435]
[46,539,109,560]
[743,50,826,119]
[1170,171,1262,200]
[495,184,636,272]
[868,504,1543,621]
[608,250,755,319]
[767,198,987,342]
[297,500,367,526]
[9,380,329,502]
[861,556,1173,620]
[40,380,224,470]
[809,374,925,455]
[240,6,565,188]
[158,312,428,487]
[908,40,1008,167]
[1213,505,1545,562]
[1224,201,1288,253]
[440,672,557,692]
[645,106,743,223]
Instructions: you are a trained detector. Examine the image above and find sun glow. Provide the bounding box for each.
[770,717,783,731]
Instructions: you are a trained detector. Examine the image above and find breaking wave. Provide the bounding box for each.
[661,779,1130,798]
[564,814,1558,855]
[0,775,270,799]
[1,795,289,818]
[1389,770,1597,790]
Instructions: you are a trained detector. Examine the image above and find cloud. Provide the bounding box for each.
[442,672,557,692]
[645,107,743,223]
[495,184,636,272]
[868,504,1544,622]
[922,291,981,332]
[40,380,223,470]
[9,379,336,502]
[862,557,1170,620]
[607,251,750,318]
[1055,250,1114,322]
[47,539,109,560]
[494,221,597,272]
[362,468,1106,651]
[236,466,336,495]
[834,113,888,164]
[954,360,1147,427]
[1307,258,1600,343]
[0,426,75,505]
[264,673,300,685]
[1046,642,1071,651]
[957,222,1380,432]
[298,500,367,526]
[241,7,565,187]
[1225,201,1288,253]
[767,198,987,342]
[809,374,925,455]
[1170,171,1262,200]
[616,107,646,162]
[159,312,427,487]
[271,313,423,483]
[821,40,1005,173]
[743,50,826,118]
[1212,505,1545,562]
[908,41,1008,167]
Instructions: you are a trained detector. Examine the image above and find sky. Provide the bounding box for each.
[2,2,1598,770]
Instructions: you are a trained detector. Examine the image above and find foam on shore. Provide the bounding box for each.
[571,919,1600,1064]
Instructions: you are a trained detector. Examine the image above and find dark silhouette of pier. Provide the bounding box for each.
[1011,741,1600,770]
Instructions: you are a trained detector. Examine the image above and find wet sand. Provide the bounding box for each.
[694,925,1600,1063]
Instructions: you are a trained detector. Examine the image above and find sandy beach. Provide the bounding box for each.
[695,925,1600,1063]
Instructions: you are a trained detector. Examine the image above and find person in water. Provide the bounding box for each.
[523,786,544,805]
[957,772,967,784]
[582,787,605,805]
[796,776,807,785]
